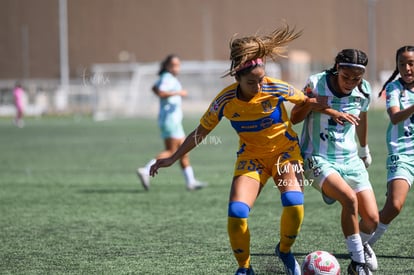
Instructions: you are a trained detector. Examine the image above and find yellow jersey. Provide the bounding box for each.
[200,76,305,158]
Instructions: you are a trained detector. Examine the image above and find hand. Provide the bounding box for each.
[179,90,188,97]
[358,145,372,168]
[332,111,360,126]
[152,85,160,96]
[149,158,175,177]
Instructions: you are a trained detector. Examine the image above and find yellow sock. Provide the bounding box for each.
[279,204,304,253]
[228,217,250,268]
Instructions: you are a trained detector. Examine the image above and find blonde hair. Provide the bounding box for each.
[225,24,302,77]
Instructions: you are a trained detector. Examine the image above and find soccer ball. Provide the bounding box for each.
[302,250,341,275]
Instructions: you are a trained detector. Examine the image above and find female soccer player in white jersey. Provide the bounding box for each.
[150,25,327,275]
[291,49,379,275]
[136,54,206,191]
[367,46,414,247]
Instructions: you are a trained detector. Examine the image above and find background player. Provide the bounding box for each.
[368,46,414,247]
[136,54,206,191]
[13,81,25,128]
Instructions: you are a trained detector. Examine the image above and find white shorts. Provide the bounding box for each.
[386,154,414,187]
[303,155,372,193]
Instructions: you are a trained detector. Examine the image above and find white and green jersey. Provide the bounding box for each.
[385,79,414,155]
[300,71,371,163]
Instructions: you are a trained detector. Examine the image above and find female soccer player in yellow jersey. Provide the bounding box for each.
[150,24,327,275]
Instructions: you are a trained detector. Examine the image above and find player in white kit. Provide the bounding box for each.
[136,54,206,191]
[291,49,378,275]
[368,46,414,248]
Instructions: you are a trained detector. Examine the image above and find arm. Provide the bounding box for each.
[290,80,329,124]
[150,124,211,176]
[291,96,338,124]
[291,96,360,126]
[387,105,414,125]
[356,111,368,147]
[290,97,315,124]
[152,85,187,98]
[291,96,331,124]
[324,109,360,126]
[356,111,371,167]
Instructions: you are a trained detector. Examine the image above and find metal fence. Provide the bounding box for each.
[0,60,387,119]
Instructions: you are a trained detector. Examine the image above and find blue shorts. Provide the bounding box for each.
[303,155,372,193]
[386,154,414,187]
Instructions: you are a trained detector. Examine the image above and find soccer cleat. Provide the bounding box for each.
[234,265,255,275]
[186,180,207,191]
[363,243,378,271]
[347,261,372,275]
[136,167,150,191]
[275,242,301,275]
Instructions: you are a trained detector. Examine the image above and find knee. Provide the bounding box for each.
[228,202,250,233]
[363,212,379,232]
[339,192,358,214]
[281,191,304,207]
[369,211,379,226]
[389,198,405,214]
[228,201,250,219]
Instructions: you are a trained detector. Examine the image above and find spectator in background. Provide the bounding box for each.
[136,54,207,191]
[13,81,25,128]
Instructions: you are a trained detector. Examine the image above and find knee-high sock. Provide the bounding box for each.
[227,201,251,268]
[368,222,388,246]
[279,191,304,253]
[360,231,374,244]
[228,217,250,268]
[182,166,195,185]
[346,234,365,263]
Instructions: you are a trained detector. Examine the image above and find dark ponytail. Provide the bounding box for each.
[158,54,178,76]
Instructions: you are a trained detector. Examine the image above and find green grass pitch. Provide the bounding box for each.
[0,110,413,274]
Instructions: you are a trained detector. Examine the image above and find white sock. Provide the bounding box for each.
[182,166,195,185]
[360,231,374,244]
[368,222,389,246]
[346,234,365,263]
[143,159,156,174]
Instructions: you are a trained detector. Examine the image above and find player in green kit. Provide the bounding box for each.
[136,54,206,191]
[291,49,379,275]
[367,46,414,248]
